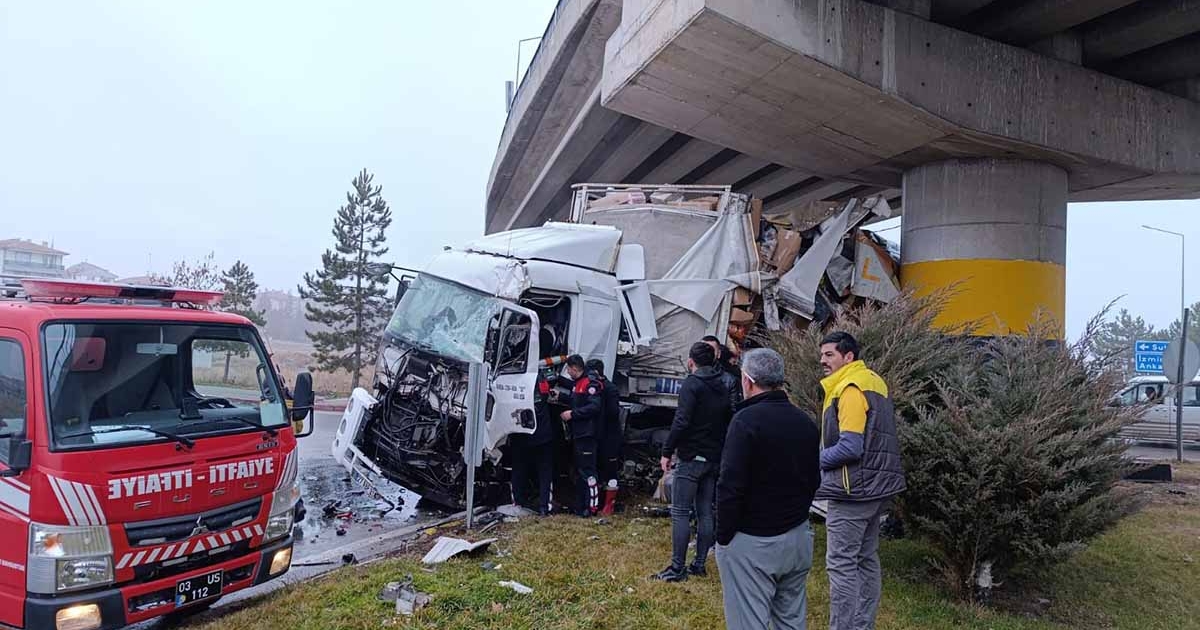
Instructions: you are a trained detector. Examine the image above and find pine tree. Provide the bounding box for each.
[1164,301,1200,346]
[1094,308,1168,378]
[217,261,267,382]
[299,169,393,389]
[153,252,221,290]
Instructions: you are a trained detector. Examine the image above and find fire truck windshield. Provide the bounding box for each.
[41,321,287,450]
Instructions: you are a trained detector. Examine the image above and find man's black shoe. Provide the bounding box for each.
[652,566,688,582]
[687,564,707,578]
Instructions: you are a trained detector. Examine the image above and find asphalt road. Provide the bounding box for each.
[1126,444,1200,462]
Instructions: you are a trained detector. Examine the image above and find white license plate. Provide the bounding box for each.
[175,570,223,607]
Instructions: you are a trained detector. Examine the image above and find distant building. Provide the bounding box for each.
[0,239,68,283]
[66,262,118,283]
[116,275,164,286]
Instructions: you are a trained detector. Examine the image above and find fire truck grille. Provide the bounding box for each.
[124,498,263,547]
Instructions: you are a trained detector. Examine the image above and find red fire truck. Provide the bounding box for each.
[0,279,316,630]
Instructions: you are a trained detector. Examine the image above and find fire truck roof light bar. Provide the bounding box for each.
[18,279,224,306]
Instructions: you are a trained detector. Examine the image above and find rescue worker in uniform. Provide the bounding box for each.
[587,358,622,515]
[561,354,603,517]
[510,373,555,515]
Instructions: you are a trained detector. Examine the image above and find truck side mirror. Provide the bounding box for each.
[290,372,316,437]
[1,439,31,477]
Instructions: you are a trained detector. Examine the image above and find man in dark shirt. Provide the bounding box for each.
[702,334,742,407]
[587,358,623,515]
[561,354,603,517]
[509,374,555,515]
[654,342,732,582]
[716,348,820,629]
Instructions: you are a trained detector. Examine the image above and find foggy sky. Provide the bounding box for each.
[2,1,1197,339]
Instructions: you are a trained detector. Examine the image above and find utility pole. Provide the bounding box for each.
[1143,225,1187,461]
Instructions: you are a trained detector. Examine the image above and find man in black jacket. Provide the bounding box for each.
[702,334,742,407]
[587,359,622,515]
[654,342,732,582]
[561,355,603,517]
[509,374,555,515]
[716,348,820,630]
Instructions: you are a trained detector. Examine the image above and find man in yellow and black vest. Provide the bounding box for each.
[817,332,906,630]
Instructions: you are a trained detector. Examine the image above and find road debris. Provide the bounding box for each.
[498,580,533,595]
[396,587,432,615]
[422,537,499,564]
[497,504,536,518]
[342,553,358,565]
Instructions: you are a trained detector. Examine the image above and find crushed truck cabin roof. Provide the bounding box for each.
[463,222,622,274]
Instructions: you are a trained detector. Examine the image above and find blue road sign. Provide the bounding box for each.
[1134,340,1169,373]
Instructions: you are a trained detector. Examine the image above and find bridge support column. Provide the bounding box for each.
[900,159,1067,337]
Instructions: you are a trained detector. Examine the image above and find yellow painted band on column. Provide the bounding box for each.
[900,259,1065,337]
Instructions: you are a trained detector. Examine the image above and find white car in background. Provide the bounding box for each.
[1113,375,1200,446]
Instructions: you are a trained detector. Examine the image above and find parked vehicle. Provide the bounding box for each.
[0,279,316,629]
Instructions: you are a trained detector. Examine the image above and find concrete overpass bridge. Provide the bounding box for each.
[487,0,1200,335]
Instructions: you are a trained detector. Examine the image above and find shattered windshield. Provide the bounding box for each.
[385,275,501,363]
[42,322,286,450]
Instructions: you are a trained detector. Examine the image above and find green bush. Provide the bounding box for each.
[771,290,974,423]
[769,296,1143,601]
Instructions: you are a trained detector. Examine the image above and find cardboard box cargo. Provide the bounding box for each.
[588,191,646,209]
[668,196,720,212]
[732,287,755,307]
[771,229,804,274]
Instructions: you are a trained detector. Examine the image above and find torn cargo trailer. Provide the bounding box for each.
[332,184,899,508]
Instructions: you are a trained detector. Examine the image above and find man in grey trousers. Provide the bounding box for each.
[715,349,821,629]
[817,332,907,630]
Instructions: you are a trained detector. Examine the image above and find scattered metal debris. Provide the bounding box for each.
[396,587,432,615]
[422,537,499,565]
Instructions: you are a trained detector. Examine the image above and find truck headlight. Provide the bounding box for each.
[264,512,293,541]
[264,484,299,542]
[57,557,114,592]
[28,524,113,594]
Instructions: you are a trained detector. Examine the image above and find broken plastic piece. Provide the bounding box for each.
[498,580,533,595]
[422,537,499,564]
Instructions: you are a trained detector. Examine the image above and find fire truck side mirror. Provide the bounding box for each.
[290,372,316,437]
[1,439,31,477]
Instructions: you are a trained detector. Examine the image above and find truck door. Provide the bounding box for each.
[576,296,621,379]
[484,306,541,450]
[0,328,31,629]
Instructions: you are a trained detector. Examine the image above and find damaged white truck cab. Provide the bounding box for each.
[333,184,895,507]
[333,185,761,507]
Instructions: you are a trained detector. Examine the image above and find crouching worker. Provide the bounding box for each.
[561,354,603,517]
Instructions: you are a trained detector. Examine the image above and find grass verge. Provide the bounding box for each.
[194,465,1200,630]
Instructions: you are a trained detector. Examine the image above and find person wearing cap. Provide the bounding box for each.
[561,354,604,516]
[716,348,821,629]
